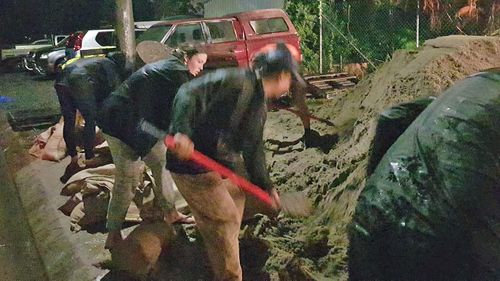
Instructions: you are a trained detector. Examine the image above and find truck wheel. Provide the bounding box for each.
[53,58,66,76]
[34,63,47,76]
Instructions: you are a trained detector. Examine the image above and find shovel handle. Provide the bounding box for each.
[271,105,335,126]
[164,136,273,207]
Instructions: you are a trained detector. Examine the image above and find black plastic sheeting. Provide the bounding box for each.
[349,68,500,281]
[367,96,435,176]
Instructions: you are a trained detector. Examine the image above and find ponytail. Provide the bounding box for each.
[171,43,203,60]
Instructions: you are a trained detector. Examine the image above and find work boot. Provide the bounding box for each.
[60,161,84,183]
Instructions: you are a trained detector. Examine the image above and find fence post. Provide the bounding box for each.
[319,0,323,74]
[416,0,420,48]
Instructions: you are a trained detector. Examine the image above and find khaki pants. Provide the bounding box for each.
[104,133,176,231]
[171,171,246,281]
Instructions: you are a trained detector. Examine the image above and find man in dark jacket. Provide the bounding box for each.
[98,46,207,249]
[167,43,300,280]
[255,43,321,147]
[55,52,126,183]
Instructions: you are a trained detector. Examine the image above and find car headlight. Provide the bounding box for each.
[40,54,48,59]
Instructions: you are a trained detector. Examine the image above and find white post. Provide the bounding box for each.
[416,0,420,48]
[319,0,323,73]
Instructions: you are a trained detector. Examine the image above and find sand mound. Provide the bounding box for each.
[256,35,500,279]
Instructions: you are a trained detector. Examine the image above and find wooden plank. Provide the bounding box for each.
[304,71,360,96]
[307,76,358,84]
[304,72,349,80]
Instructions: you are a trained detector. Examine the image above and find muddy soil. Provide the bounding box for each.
[257,35,500,280]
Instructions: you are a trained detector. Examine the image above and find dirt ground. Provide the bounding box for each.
[0,35,499,280]
[258,35,500,280]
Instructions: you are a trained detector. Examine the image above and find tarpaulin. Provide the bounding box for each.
[349,68,500,281]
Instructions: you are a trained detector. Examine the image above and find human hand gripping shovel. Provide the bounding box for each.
[140,121,312,217]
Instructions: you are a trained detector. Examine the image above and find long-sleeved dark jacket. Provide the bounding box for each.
[166,68,273,192]
[98,56,191,156]
[55,56,123,105]
[54,56,124,159]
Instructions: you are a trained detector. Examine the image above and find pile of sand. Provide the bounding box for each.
[253,35,500,280]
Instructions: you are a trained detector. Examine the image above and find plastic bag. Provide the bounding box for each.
[349,69,500,281]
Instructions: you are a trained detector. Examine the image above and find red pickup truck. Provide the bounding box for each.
[136,9,302,70]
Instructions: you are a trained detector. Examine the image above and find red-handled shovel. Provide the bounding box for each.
[140,120,311,217]
[164,135,274,207]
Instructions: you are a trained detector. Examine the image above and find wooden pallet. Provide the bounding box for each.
[304,72,359,92]
[7,109,61,131]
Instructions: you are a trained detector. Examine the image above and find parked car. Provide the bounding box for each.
[1,35,67,62]
[21,38,68,73]
[136,8,302,70]
[26,23,155,76]
[28,29,122,76]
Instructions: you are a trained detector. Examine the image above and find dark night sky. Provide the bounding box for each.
[0,0,156,45]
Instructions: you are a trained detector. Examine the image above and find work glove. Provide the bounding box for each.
[303,128,322,148]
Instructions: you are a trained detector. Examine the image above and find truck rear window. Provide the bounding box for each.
[250,18,289,34]
[137,25,172,43]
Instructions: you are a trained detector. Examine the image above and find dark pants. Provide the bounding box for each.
[55,77,97,159]
[65,48,76,60]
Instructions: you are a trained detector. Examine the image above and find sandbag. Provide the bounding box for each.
[28,117,67,161]
[349,68,500,281]
[58,164,161,232]
[111,222,176,279]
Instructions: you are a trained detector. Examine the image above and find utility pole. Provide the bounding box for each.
[319,0,323,73]
[115,0,136,73]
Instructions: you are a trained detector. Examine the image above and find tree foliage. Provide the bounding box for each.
[147,0,208,19]
[285,0,498,73]
[285,1,321,73]
[1,0,497,67]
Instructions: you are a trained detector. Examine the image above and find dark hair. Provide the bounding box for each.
[106,51,129,78]
[171,43,205,60]
[253,43,296,78]
[106,51,125,69]
[253,43,305,85]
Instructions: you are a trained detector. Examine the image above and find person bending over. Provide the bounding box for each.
[167,43,302,280]
[255,43,321,147]
[98,45,207,249]
[55,52,126,183]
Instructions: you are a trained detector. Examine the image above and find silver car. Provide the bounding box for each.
[30,26,150,76]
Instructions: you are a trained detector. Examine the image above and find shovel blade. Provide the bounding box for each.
[280,191,312,217]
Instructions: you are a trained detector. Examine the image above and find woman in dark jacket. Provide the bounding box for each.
[98,45,207,249]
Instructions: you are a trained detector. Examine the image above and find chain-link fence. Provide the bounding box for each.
[286,0,500,74]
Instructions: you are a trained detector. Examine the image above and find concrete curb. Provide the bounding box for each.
[14,158,108,281]
[0,149,48,280]
[0,111,107,281]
